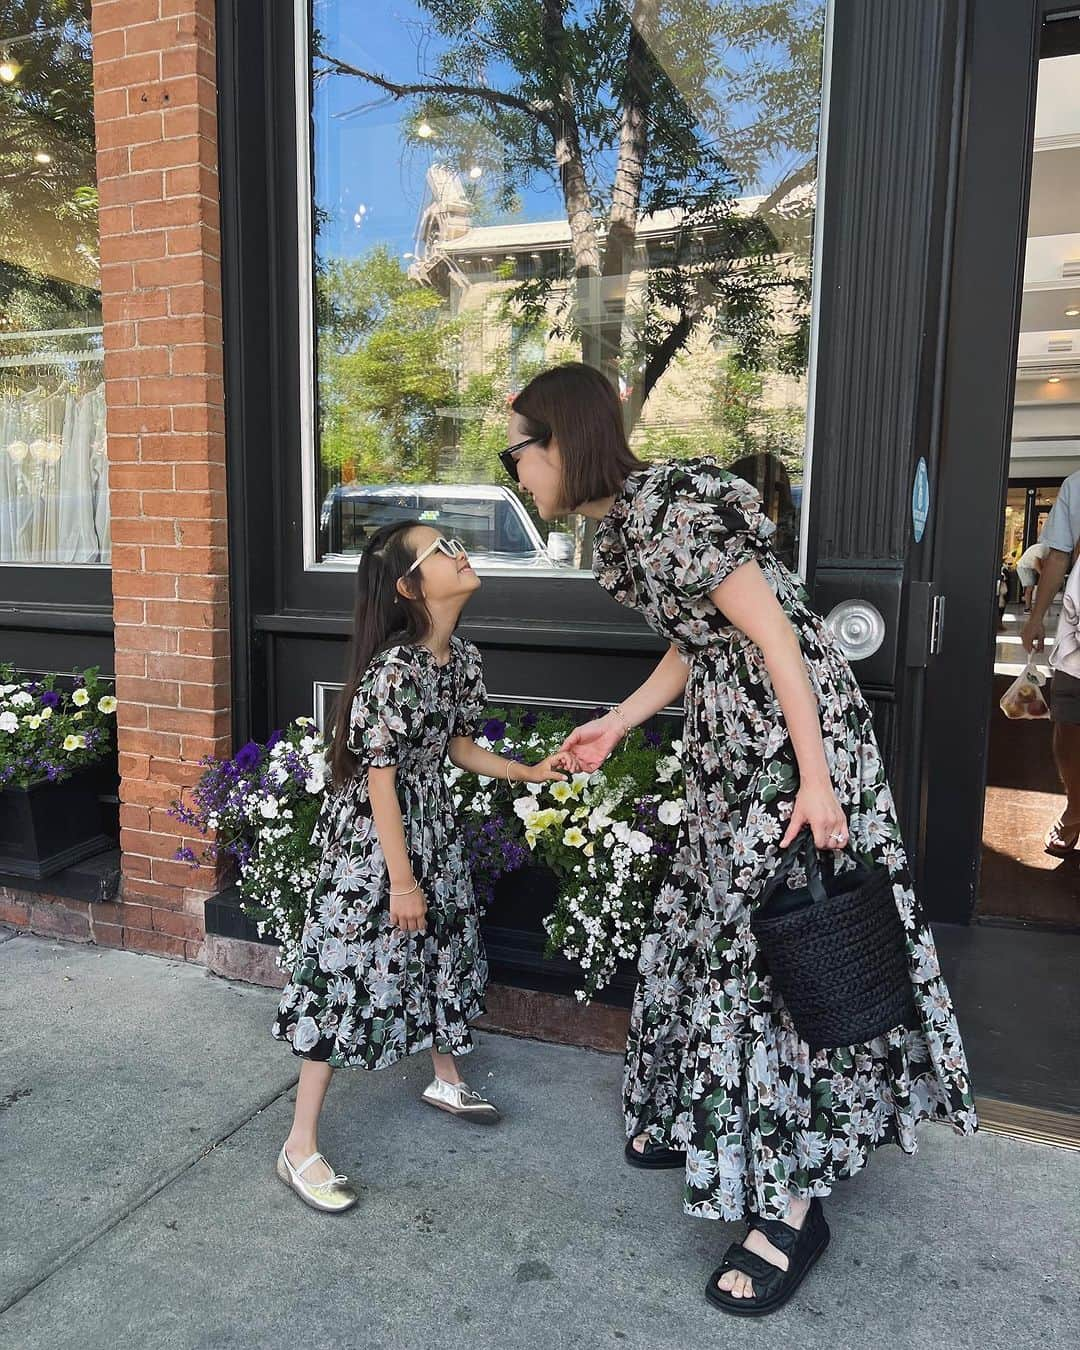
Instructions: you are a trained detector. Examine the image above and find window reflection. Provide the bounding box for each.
[0,1,106,566]
[307,0,825,571]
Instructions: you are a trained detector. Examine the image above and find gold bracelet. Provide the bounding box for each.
[505,760,516,784]
[389,879,420,897]
[611,703,633,739]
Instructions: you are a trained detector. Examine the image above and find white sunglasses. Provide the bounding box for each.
[402,536,469,577]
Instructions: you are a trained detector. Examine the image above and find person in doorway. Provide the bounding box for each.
[1015,538,1050,611]
[502,362,977,1317]
[272,521,570,1211]
[1022,473,1080,856]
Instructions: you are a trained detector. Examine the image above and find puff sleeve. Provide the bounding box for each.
[648,460,775,604]
[346,651,423,768]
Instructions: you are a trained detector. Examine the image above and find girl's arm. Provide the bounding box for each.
[558,644,689,768]
[709,559,847,850]
[368,765,427,931]
[448,737,568,784]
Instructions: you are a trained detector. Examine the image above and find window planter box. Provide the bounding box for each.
[0,770,115,879]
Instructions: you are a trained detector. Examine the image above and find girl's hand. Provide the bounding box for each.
[389,883,428,933]
[558,715,623,773]
[781,782,849,851]
[517,753,571,784]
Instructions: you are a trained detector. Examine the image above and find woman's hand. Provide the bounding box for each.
[389,883,428,933]
[557,714,623,773]
[516,753,572,784]
[780,782,849,851]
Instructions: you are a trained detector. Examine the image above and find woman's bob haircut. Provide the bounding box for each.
[510,363,645,512]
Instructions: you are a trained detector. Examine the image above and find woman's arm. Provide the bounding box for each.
[558,644,689,770]
[709,559,847,849]
[368,765,426,931]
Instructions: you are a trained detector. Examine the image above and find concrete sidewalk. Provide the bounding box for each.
[0,930,1076,1350]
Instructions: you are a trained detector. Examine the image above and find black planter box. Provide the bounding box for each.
[0,771,115,880]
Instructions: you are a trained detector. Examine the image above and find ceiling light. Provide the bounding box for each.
[1048,375,1062,384]
[417,121,434,139]
[1067,307,1080,318]
[468,164,483,180]
[34,151,51,165]
[0,59,20,83]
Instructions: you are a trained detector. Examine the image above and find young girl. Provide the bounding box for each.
[272,520,569,1212]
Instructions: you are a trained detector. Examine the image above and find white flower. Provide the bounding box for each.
[10,691,32,707]
[588,804,615,832]
[657,800,683,826]
[97,695,118,715]
[72,688,90,707]
[295,716,314,727]
[627,830,653,855]
[526,780,543,796]
[513,795,539,822]
[292,1017,321,1052]
[563,827,586,848]
[259,797,280,819]
[39,706,53,721]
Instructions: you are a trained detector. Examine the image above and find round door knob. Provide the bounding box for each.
[825,600,885,661]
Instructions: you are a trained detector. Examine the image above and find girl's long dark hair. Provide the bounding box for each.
[329,520,428,788]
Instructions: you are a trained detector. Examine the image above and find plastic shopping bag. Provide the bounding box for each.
[999,657,1050,720]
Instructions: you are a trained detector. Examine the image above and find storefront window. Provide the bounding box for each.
[302,0,826,571]
[0,2,105,566]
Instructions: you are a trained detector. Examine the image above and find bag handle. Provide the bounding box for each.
[772,826,830,905]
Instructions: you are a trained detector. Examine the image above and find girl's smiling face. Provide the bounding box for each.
[398,526,481,604]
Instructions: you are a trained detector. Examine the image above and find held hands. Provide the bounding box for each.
[389,881,428,934]
[556,713,623,774]
[780,782,849,851]
[512,752,574,784]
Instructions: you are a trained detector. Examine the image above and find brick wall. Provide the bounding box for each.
[90,0,229,959]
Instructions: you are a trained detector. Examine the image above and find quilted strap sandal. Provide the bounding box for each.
[421,1077,500,1124]
[624,1137,687,1170]
[705,1196,830,1317]
[275,1147,358,1214]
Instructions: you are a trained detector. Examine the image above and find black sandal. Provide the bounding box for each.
[705,1197,830,1317]
[623,1137,686,1170]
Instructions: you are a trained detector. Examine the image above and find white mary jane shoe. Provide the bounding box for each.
[275,1146,358,1213]
[421,1076,500,1124]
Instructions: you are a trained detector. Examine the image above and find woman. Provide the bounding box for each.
[503,363,976,1317]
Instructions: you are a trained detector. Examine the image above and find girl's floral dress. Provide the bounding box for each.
[273,636,489,1070]
[593,457,977,1222]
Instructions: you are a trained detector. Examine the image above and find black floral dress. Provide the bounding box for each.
[272,637,489,1070]
[593,458,977,1222]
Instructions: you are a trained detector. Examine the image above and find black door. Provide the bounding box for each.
[921,1,1080,923]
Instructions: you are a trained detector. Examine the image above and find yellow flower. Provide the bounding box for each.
[72,688,90,707]
[584,842,595,857]
[98,695,118,715]
[39,706,53,721]
[549,781,573,803]
[63,735,81,752]
[563,827,586,848]
[25,714,42,729]
[73,711,85,722]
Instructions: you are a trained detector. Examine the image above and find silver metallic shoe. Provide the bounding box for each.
[275,1147,358,1213]
[421,1076,500,1124]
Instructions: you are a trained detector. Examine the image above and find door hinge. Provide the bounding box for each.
[929,594,946,655]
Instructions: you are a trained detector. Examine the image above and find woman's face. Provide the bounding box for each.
[400,527,480,604]
[507,411,565,520]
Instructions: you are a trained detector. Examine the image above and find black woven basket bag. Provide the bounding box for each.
[749,828,917,1053]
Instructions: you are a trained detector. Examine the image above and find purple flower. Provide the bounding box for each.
[234,742,261,771]
[39,690,61,709]
[521,710,539,730]
[266,729,284,750]
[482,717,507,743]
[175,847,198,865]
[643,729,662,749]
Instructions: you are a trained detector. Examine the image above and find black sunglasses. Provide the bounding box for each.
[498,435,545,484]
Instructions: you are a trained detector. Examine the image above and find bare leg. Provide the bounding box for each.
[1050,719,1080,841]
[431,1047,463,1085]
[283,1059,334,1183]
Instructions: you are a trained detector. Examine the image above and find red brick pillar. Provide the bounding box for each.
[92,0,229,959]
